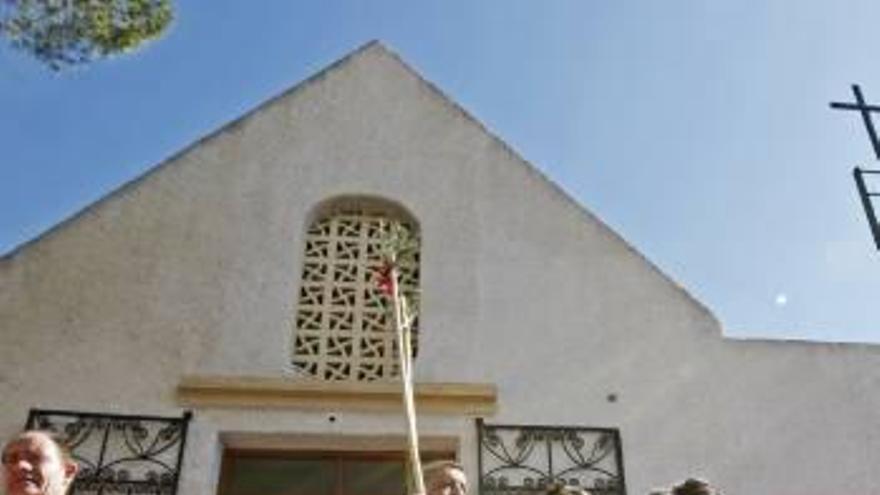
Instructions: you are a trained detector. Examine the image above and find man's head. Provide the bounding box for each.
[671,478,718,495]
[545,483,593,495]
[2,431,78,495]
[423,460,467,495]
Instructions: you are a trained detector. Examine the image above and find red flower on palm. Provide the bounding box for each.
[376,262,395,296]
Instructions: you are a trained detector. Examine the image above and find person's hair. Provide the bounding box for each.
[545,483,592,495]
[2,430,76,465]
[671,478,716,495]
[423,460,464,477]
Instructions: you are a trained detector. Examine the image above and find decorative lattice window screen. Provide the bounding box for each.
[292,207,420,381]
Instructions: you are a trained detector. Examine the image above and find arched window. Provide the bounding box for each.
[292,198,420,381]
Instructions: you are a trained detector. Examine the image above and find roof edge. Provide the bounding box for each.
[0,40,721,331]
[724,332,880,348]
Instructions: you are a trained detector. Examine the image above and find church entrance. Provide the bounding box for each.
[218,448,455,495]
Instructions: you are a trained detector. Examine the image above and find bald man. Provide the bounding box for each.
[423,460,467,495]
[2,431,78,495]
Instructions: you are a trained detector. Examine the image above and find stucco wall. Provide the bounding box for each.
[2,42,879,495]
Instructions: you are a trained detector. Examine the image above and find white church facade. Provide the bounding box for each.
[2,42,879,495]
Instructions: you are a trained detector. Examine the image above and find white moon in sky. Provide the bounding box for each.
[775,293,788,306]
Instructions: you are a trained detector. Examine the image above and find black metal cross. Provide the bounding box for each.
[830,84,880,160]
[854,167,880,250]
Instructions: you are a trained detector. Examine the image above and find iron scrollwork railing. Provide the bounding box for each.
[25,409,192,495]
[477,419,626,495]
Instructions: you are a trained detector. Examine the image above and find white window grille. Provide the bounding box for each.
[292,205,420,381]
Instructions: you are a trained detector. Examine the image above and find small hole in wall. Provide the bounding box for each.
[606,393,618,403]
[328,414,337,423]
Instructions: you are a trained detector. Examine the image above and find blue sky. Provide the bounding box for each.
[2,1,878,342]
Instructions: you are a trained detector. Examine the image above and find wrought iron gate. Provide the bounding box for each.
[25,409,192,495]
[477,419,626,495]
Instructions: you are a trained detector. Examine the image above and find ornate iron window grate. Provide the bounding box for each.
[25,409,192,495]
[477,419,627,495]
